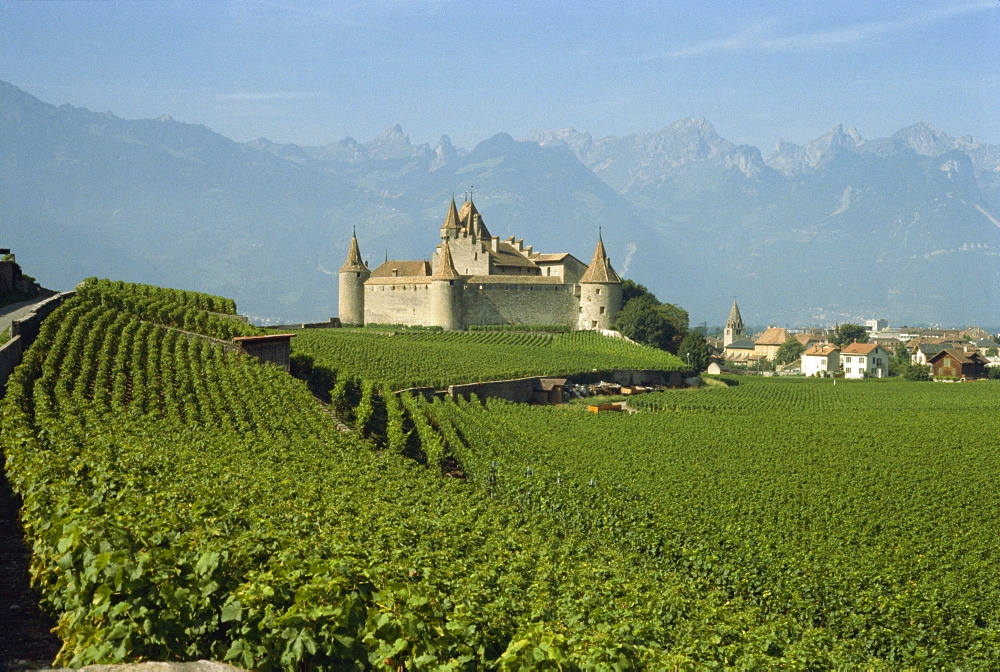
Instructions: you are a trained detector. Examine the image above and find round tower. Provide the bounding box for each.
[338,230,370,326]
[576,233,623,331]
[431,239,463,330]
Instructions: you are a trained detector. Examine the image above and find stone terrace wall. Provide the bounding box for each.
[448,377,544,404]
[0,337,21,393]
[9,292,75,343]
[1,292,75,396]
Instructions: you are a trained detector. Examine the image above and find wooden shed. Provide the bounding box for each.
[232,334,296,371]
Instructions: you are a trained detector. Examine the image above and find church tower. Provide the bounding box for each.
[430,239,462,330]
[338,230,370,326]
[577,233,622,330]
[723,298,745,346]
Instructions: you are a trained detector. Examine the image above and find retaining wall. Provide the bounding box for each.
[0,291,75,396]
[448,377,542,404]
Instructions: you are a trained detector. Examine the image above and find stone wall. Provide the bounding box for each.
[9,292,75,343]
[448,377,546,404]
[0,336,22,393]
[0,260,15,295]
[364,282,433,326]
[0,291,75,396]
[460,284,578,327]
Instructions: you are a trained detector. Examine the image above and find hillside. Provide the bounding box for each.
[4,280,1000,668]
[2,80,999,326]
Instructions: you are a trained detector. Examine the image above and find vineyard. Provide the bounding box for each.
[284,327,685,390]
[4,280,1000,668]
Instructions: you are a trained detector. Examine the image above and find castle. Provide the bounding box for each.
[339,197,623,330]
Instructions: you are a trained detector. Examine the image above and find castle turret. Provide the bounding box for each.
[440,195,461,240]
[723,298,745,346]
[577,233,622,330]
[431,239,463,330]
[338,230,370,326]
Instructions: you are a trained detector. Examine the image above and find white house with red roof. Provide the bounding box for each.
[801,344,840,377]
[840,342,891,378]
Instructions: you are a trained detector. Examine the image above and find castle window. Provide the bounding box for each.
[599,306,605,314]
[591,321,597,328]
[356,272,361,278]
[596,288,602,295]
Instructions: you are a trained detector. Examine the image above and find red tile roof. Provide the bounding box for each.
[840,342,879,355]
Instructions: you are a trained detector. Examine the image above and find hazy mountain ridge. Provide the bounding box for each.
[1,80,997,326]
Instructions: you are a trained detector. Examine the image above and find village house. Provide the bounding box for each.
[840,342,891,378]
[801,344,840,377]
[723,337,757,362]
[927,349,990,380]
[754,327,792,361]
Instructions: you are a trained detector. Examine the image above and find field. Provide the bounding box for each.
[423,378,1000,665]
[284,328,685,390]
[4,280,1000,669]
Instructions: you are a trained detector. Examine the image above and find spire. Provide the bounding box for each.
[433,239,461,280]
[339,231,369,273]
[440,195,460,234]
[579,233,621,283]
[457,198,482,235]
[726,298,744,330]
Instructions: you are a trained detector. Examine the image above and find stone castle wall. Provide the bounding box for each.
[460,283,578,327]
[364,281,433,326]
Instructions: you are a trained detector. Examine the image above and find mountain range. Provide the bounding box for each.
[2,79,997,327]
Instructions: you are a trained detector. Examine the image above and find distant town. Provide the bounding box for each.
[708,299,998,380]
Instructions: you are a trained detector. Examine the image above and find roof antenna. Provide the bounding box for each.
[469,185,474,201]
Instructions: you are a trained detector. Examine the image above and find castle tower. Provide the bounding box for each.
[723,298,745,346]
[338,230,370,326]
[440,195,460,240]
[577,233,622,331]
[430,239,463,330]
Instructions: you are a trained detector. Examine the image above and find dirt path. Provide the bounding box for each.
[0,467,61,670]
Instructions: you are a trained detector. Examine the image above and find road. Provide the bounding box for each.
[0,294,54,336]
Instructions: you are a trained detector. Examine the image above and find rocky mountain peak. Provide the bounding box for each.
[893,122,978,157]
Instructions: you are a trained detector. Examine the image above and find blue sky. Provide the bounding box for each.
[1,0,997,151]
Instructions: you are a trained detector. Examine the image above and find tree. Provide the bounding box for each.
[621,279,653,305]
[889,342,912,376]
[904,364,932,381]
[774,337,806,365]
[613,282,689,353]
[987,347,998,357]
[831,323,868,347]
[677,330,710,372]
[614,295,677,351]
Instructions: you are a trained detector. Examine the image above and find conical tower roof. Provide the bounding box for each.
[339,231,369,273]
[726,299,744,330]
[458,199,487,236]
[433,239,461,280]
[440,195,460,232]
[579,234,621,283]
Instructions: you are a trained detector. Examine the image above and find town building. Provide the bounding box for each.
[754,327,792,360]
[723,299,746,346]
[339,197,623,330]
[928,349,990,379]
[801,344,840,377]
[840,343,891,378]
